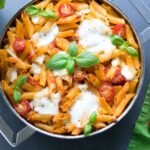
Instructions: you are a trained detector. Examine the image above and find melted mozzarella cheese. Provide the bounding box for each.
[35,87,49,98]
[32,24,59,47]
[7,68,17,82]
[70,91,99,128]
[30,91,61,115]
[31,63,42,75]
[121,65,135,81]
[111,58,120,67]
[34,55,45,65]
[76,9,90,16]
[76,83,88,91]
[77,19,115,54]
[31,15,39,24]
[53,69,68,77]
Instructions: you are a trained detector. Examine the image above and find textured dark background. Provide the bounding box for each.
[0,0,150,150]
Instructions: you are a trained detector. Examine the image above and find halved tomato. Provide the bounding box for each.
[58,3,75,17]
[111,68,126,85]
[99,83,115,102]
[113,24,126,39]
[13,38,26,52]
[14,99,30,117]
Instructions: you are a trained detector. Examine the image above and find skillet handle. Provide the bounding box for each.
[0,116,35,147]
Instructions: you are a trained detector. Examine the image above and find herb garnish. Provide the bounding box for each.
[84,112,97,136]
[110,34,139,57]
[13,75,27,103]
[25,5,57,19]
[46,42,100,75]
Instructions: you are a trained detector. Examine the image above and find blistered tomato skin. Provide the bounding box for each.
[111,68,126,85]
[58,3,75,17]
[113,24,126,39]
[13,38,26,52]
[14,99,30,117]
[99,83,115,102]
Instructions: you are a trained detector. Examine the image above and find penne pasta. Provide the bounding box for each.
[21,12,35,38]
[114,94,135,117]
[16,19,24,38]
[126,24,139,49]
[113,82,130,107]
[100,97,114,115]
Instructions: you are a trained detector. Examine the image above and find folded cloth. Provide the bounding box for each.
[128,84,150,150]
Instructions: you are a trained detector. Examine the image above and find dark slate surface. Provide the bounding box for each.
[0,0,150,150]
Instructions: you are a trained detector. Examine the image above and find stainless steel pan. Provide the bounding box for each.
[0,0,145,147]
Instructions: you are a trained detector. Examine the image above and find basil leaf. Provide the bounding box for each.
[110,35,124,46]
[46,53,68,70]
[25,5,40,16]
[14,75,27,88]
[13,90,21,103]
[84,123,92,136]
[0,0,5,9]
[68,42,78,57]
[120,41,129,51]
[127,46,139,57]
[89,112,97,124]
[40,10,57,18]
[67,59,75,75]
[76,52,99,68]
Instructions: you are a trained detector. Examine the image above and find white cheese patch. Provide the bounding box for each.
[76,9,90,16]
[77,19,115,55]
[31,15,39,24]
[30,91,61,115]
[76,83,88,91]
[7,68,17,82]
[31,63,42,75]
[32,24,59,47]
[34,55,45,65]
[70,91,99,128]
[53,69,68,77]
[111,58,120,67]
[121,65,135,81]
[35,87,49,98]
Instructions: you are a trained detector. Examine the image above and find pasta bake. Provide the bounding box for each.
[0,0,141,136]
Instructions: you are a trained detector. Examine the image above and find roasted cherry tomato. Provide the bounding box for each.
[113,24,126,39]
[58,3,75,17]
[27,77,39,86]
[50,40,57,48]
[111,68,126,85]
[14,99,30,117]
[73,67,85,82]
[13,38,26,52]
[99,83,115,102]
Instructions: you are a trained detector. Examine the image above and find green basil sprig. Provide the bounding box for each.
[110,34,139,57]
[13,90,21,103]
[84,112,97,136]
[12,75,27,103]
[25,5,57,19]
[46,42,100,75]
